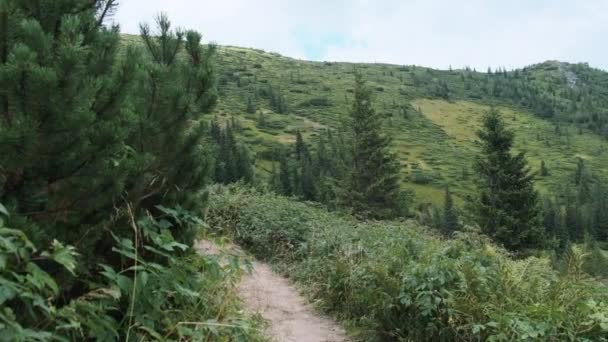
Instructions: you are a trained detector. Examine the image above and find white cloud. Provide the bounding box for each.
[114,0,608,70]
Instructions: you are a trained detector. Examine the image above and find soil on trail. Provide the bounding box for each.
[195,240,348,342]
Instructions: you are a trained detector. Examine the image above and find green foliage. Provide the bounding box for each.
[339,73,408,219]
[0,3,262,340]
[246,96,256,113]
[442,186,460,235]
[209,117,255,185]
[473,108,543,251]
[131,14,217,212]
[208,45,608,212]
[582,239,608,279]
[0,203,264,341]
[264,85,287,113]
[409,169,435,184]
[539,160,549,177]
[0,0,139,248]
[207,186,608,341]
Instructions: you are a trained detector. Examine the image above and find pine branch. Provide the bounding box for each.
[95,0,119,28]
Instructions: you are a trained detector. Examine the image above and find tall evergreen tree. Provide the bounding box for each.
[442,186,460,235]
[278,149,292,196]
[340,73,406,219]
[208,118,254,185]
[295,130,306,160]
[540,160,549,176]
[473,108,542,251]
[245,96,256,114]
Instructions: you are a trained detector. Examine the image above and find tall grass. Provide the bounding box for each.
[207,185,608,341]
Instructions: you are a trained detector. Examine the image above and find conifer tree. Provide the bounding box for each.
[540,160,549,176]
[278,149,292,196]
[0,0,139,246]
[291,132,315,200]
[245,96,256,114]
[299,158,316,201]
[210,116,222,143]
[209,119,254,185]
[221,123,239,183]
[295,130,306,160]
[473,108,542,251]
[442,186,460,235]
[340,73,406,219]
[131,14,217,213]
[236,145,254,184]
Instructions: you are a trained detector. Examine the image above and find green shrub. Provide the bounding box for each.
[299,97,332,107]
[0,204,264,341]
[409,169,435,184]
[207,186,608,341]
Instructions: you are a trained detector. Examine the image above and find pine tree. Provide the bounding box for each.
[222,123,238,183]
[473,108,542,251]
[574,158,592,203]
[442,186,460,235]
[210,116,222,143]
[295,130,306,160]
[210,120,254,185]
[341,73,406,219]
[269,161,281,193]
[574,157,587,185]
[292,133,315,200]
[299,158,316,201]
[278,149,292,196]
[540,160,549,176]
[235,145,254,184]
[131,14,217,213]
[0,0,139,247]
[591,182,608,241]
[245,96,256,114]
[461,166,470,180]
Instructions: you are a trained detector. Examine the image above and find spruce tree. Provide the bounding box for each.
[540,160,549,176]
[295,130,306,160]
[235,145,254,184]
[278,149,292,196]
[473,108,542,251]
[245,96,256,114]
[293,133,315,200]
[341,72,406,219]
[442,186,460,235]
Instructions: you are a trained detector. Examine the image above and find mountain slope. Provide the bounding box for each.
[210,45,608,204]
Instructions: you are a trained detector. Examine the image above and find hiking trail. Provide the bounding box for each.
[195,240,349,342]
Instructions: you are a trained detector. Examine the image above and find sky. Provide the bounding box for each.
[114,0,608,71]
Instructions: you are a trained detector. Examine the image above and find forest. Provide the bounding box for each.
[1,1,607,341]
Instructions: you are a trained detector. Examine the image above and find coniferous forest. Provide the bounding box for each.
[1,1,608,341]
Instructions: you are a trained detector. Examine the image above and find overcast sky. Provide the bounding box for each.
[115,0,608,70]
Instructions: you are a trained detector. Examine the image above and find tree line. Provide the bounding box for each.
[267,71,608,256]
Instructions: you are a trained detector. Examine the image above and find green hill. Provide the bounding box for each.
[209,45,608,204]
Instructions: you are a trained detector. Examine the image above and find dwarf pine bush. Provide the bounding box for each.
[0,1,261,339]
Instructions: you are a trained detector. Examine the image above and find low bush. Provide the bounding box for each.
[1,204,264,341]
[299,97,332,107]
[409,169,435,184]
[207,186,608,341]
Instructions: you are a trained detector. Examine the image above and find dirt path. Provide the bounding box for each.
[195,240,348,342]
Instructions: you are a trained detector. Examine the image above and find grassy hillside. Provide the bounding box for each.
[209,45,608,204]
